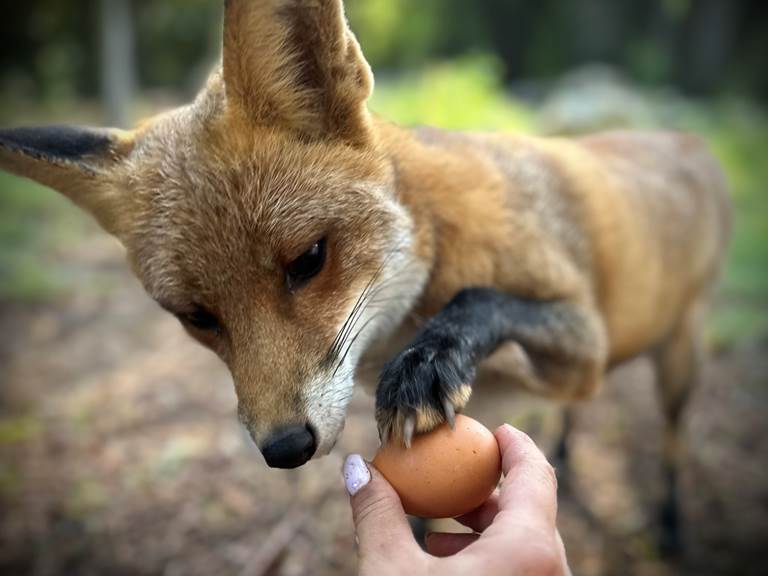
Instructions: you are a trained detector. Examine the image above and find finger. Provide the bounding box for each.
[454,428,564,573]
[454,491,500,533]
[556,530,573,576]
[344,455,420,558]
[492,424,559,530]
[425,532,479,557]
[454,424,551,533]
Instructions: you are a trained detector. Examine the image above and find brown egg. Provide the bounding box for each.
[372,415,501,518]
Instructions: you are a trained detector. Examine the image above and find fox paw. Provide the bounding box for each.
[375,332,474,446]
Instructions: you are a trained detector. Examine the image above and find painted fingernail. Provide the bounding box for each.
[343,454,371,496]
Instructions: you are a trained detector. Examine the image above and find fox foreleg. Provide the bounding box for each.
[375,287,607,445]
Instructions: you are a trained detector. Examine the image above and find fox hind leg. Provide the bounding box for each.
[652,301,705,558]
[552,407,575,490]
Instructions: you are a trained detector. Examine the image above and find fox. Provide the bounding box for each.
[0,0,729,553]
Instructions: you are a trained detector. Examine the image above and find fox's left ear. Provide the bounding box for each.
[223,0,374,146]
[0,126,135,238]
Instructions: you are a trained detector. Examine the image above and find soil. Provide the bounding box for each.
[1,228,766,576]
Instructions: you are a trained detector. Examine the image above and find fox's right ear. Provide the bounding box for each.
[0,125,135,238]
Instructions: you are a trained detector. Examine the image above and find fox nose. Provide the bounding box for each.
[261,424,317,469]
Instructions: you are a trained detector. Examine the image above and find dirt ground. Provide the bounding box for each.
[0,228,766,576]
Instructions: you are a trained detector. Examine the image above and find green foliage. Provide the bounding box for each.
[0,0,95,107]
[703,104,768,345]
[2,0,767,105]
[371,57,535,131]
[135,0,221,94]
[656,97,768,344]
[346,0,442,69]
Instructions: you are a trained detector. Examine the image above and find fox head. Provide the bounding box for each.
[0,0,427,467]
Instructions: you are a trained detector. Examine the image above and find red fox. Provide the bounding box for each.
[0,0,729,553]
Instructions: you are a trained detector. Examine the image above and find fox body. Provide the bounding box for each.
[0,0,728,540]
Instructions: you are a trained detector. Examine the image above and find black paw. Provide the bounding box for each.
[376,331,475,446]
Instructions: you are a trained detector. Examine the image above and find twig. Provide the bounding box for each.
[238,507,308,576]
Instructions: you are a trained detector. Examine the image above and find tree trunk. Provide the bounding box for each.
[99,0,136,127]
[680,0,738,95]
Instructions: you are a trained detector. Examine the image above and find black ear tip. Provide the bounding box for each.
[0,125,114,163]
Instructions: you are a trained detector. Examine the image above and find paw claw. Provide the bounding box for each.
[403,414,415,448]
[377,419,390,447]
[376,332,474,448]
[442,397,456,429]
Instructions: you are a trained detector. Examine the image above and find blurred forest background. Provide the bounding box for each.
[0,0,766,339]
[0,1,766,576]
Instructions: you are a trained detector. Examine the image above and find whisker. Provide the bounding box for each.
[330,261,424,377]
[328,245,404,356]
[326,242,411,362]
[328,278,370,358]
[331,310,389,379]
[323,239,422,386]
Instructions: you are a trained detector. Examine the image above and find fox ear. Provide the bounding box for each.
[0,126,134,237]
[223,0,374,145]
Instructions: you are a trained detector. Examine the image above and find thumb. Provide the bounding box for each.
[343,454,419,558]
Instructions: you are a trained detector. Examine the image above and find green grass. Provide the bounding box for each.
[0,171,90,302]
[0,415,42,445]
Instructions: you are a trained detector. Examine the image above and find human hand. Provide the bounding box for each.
[343,424,571,575]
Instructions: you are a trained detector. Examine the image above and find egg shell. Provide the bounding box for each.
[372,415,501,518]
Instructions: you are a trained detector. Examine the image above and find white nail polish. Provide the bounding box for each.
[343,454,371,496]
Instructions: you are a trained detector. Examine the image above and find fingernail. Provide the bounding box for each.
[343,454,370,496]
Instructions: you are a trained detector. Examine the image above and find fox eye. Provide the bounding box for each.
[178,305,220,333]
[286,238,327,291]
